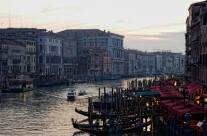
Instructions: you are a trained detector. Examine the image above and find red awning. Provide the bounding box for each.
[187,83,204,94]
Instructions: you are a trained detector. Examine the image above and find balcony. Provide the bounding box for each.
[26,51,36,54]
[12,59,21,63]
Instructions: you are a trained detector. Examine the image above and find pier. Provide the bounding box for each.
[72,77,207,135]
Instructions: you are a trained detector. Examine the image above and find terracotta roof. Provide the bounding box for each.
[34,31,63,39]
[0,39,25,47]
[0,28,46,35]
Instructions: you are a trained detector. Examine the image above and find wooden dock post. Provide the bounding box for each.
[99,88,101,114]
[112,87,114,111]
[88,97,93,126]
[104,87,106,104]
[109,112,115,135]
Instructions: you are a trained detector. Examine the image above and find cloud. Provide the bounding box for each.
[142,22,185,30]
[126,30,185,40]
[39,5,82,13]
[124,31,185,53]
[39,7,64,13]
[114,20,129,24]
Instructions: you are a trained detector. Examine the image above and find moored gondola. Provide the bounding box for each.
[75,108,100,118]
[71,118,151,135]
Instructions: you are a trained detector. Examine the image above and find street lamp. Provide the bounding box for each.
[173,81,177,106]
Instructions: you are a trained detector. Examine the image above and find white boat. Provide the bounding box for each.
[67,89,76,99]
[78,91,87,96]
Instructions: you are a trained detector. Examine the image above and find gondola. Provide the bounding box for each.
[75,108,141,120]
[71,118,151,135]
[75,108,100,118]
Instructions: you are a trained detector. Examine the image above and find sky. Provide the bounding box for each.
[0,0,203,53]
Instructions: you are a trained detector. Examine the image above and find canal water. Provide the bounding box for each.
[0,77,155,136]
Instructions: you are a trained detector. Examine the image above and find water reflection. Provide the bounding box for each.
[0,77,155,136]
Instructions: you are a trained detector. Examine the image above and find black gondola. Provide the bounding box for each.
[71,118,151,135]
[75,108,100,118]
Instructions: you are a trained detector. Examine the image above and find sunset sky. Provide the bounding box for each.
[0,0,202,53]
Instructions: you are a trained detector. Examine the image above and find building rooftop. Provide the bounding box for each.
[0,39,25,47]
[57,29,124,38]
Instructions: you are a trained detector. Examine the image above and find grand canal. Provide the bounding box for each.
[0,77,155,136]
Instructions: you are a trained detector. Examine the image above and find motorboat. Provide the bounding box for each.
[67,89,76,99]
[78,91,87,96]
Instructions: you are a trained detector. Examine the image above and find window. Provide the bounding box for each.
[39,56,43,63]
[27,56,30,62]
[46,56,49,63]
[50,46,58,52]
[40,45,42,51]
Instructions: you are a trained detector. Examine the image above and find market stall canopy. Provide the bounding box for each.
[159,99,207,121]
[150,86,184,100]
[135,91,160,98]
[166,78,176,85]
[173,74,184,77]
[187,83,204,94]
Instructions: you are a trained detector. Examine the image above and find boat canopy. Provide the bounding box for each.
[69,89,75,92]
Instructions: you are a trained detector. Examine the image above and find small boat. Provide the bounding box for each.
[3,78,37,93]
[78,91,87,96]
[67,89,76,99]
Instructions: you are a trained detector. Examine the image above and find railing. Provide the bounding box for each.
[26,51,36,54]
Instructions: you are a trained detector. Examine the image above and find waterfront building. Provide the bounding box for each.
[0,28,65,79]
[200,3,207,86]
[155,55,162,73]
[57,29,124,76]
[141,52,156,76]
[16,36,36,74]
[62,39,78,79]
[0,39,26,75]
[0,28,47,37]
[102,50,112,78]
[124,49,140,77]
[153,51,184,75]
[185,1,207,106]
[78,47,108,78]
[185,1,206,83]
[36,32,63,79]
